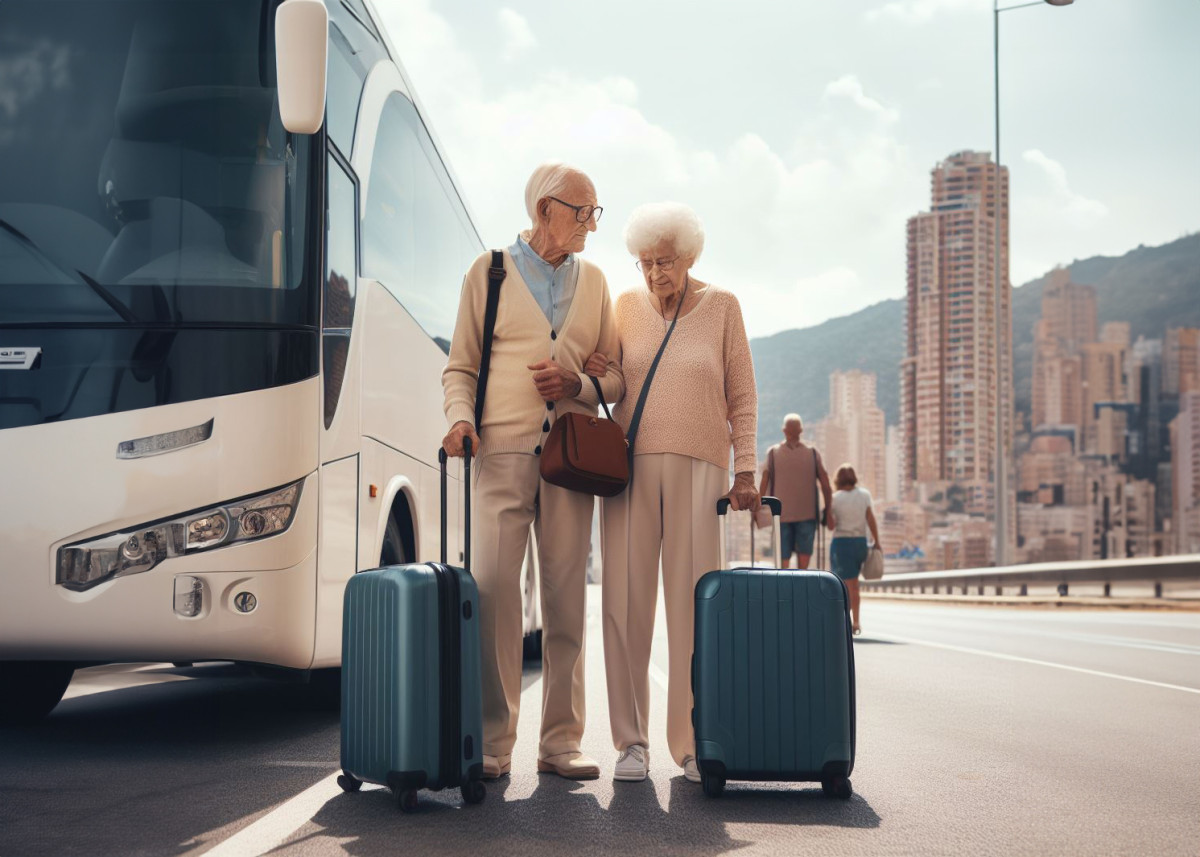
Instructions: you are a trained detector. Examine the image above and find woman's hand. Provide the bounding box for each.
[584,352,609,378]
[726,471,760,512]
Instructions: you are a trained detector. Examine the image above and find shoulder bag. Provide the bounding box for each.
[540,283,687,496]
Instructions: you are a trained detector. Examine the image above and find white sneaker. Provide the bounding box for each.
[614,744,649,781]
[682,755,701,783]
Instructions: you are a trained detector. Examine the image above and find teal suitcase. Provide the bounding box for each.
[692,497,856,799]
[336,444,485,811]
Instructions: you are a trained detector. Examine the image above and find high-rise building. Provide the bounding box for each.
[900,150,1011,549]
[885,425,902,503]
[1164,328,1200,397]
[1031,268,1095,430]
[1171,391,1200,554]
[1080,339,1129,460]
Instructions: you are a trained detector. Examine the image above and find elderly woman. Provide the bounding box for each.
[598,202,759,784]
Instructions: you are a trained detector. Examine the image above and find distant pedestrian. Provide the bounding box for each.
[829,464,881,636]
[758,414,833,568]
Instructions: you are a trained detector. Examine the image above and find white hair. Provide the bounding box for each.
[524,161,591,228]
[623,202,705,264]
[783,413,803,429]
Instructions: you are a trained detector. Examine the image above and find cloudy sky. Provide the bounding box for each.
[371,0,1199,338]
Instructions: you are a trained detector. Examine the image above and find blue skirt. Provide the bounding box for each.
[830,537,869,581]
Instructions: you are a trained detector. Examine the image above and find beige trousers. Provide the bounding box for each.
[472,452,593,759]
[600,452,727,767]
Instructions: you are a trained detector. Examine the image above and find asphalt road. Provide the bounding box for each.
[2,593,1198,857]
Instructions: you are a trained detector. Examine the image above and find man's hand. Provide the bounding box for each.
[725,471,761,513]
[528,359,583,401]
[442,420,480,458]
[584,352,609,378]
[824,508,836,530]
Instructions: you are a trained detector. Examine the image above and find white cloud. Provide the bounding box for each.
[823,74,900,123]
[1021,148,1108,227]
[373,0,923,337]
[497,8,536,63]
[863,0,983,25]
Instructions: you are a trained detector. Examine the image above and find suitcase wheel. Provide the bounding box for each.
[461,778,486,805]
[821,776,853,800]
[337,774,362,793]
[701,769,725,798]
[395,787,420,813]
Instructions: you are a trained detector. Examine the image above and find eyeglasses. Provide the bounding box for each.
[635,256,678,273]
[548,196,603,224]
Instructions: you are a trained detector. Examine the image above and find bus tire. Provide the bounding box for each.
[0,661,75,726]
[380,514,409,567]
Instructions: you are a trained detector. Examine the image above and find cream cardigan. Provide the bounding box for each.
[442,249,624,457]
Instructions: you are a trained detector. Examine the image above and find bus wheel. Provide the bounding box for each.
[0,661,75,726]
[380,515,409,567]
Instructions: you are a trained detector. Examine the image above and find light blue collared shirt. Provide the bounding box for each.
[509,234,579,331]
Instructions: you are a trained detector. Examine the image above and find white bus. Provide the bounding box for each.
[0,0,536,724]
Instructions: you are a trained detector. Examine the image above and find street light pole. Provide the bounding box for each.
[992,0,1073,568]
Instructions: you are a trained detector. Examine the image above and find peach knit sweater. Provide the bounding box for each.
[612,286,758,474]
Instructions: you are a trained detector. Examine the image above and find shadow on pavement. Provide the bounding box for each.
[852,638,904,645]
[304,767,880,857]
[0,667,340,857]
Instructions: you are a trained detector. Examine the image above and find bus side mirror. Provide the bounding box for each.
[275,0,328,134]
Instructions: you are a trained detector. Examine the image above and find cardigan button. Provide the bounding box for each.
[550,330,557,340]
[546,401,554,411]
[543,420,550,432]
[534,445,542,455]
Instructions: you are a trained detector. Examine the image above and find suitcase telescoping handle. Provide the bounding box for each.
[716,496,782,570]
[438,437,472,571]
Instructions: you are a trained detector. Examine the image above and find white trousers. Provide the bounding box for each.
[472,453,594,759]
[600,452,727,766]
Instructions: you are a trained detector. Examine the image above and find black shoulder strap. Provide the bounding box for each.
[474,250,506,436]
[767,446,776,495]
[626,283,687,455]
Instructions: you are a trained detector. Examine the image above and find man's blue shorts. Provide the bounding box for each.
[780,519,817,559]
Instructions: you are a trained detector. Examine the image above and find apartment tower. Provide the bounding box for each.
[900,151,1012,524]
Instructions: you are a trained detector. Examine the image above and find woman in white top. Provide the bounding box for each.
[828,464,881,636]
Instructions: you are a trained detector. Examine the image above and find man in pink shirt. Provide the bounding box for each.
[759,414,834,568]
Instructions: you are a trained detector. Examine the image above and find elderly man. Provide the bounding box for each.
[759,414,834,569]
[442,162,622,781]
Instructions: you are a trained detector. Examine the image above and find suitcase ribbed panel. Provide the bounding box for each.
[694,568,854,782]
[340,566,440,787]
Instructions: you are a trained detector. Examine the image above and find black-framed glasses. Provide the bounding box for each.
[548,196,603,224]
[635,256,678,273]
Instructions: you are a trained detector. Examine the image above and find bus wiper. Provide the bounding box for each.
[0,215,141,323]
[75,269,142,324]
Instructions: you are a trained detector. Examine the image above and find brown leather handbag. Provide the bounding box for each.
[540,377,629,497]
[540,284,685,497]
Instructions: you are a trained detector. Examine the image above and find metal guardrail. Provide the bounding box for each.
[860,554,1200,598]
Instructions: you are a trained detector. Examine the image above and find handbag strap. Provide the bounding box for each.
[589,375,614,421]
[473,250,506,436]
[626,281,688,453]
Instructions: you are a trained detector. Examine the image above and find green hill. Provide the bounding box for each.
[750,232,1200,455]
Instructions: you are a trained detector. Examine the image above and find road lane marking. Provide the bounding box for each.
[872,633,1200,695]
[63,669,194,700]
[202,772,341,857]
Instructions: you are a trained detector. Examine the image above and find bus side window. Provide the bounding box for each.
[362,92,479,349]
[324,153,357,429]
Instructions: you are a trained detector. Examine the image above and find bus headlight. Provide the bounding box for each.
[57,480,305,591]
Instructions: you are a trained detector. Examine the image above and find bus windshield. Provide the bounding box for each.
[0,0,314,327]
